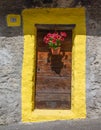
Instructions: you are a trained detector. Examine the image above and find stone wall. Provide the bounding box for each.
[86,7,101,118]
[0,12,23,124]
[0,0,101,124]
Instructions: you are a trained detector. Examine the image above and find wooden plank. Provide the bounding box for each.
[36,93,71,101]
[37,52,72,61]
[36,76,71,89]
[35,101,71,109]
[37,60,71,69]
[36,84,71,93]
[35,24,75,30]
[37,66,71,77]
[37,43,72,51]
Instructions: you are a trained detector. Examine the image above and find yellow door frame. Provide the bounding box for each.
[22,8,86,122]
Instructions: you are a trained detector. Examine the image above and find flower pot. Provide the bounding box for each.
[51,47,61,55]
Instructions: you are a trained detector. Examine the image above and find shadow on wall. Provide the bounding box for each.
[24,0,92,8]
[0,0,101,37]
[0,14,23,37]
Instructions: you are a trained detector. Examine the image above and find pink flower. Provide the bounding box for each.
[60,32,67,37]
[60,37,64,41]
[57,35,61,40]
[43,36,49,44]
[52,39,56,44]
[47,33,52,38]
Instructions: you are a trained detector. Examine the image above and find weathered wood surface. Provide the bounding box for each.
[36,93,71,101]
[36,77,71,93]
[36,101,71,109]
[37,52,71,76]
[35,24,75,30]
[35,29,72,109]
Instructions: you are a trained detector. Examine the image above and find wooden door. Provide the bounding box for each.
[35,28,72,109]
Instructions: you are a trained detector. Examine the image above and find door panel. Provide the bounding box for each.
[35,29,72,109]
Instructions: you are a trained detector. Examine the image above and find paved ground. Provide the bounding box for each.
[0,119,101,130]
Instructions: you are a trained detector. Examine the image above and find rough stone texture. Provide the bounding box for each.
[86,7,101,118]
[0,0,101,125]
[0,13,23,124]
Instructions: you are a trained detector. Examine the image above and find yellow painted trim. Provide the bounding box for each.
[22,8,86,122]
[7,14,21,26]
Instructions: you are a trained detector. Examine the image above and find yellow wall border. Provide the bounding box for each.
[22,8,86,122]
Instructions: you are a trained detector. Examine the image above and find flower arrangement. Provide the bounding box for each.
[43,32,67,49]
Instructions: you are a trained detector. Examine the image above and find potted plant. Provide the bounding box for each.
[43,31,67,55]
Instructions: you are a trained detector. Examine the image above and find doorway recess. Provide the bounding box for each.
[35,24,74,109]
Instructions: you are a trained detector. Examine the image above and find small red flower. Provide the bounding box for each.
[61,37,64,41]
[60,32,67,37]
[52,39,56,44]
[47,33,52,37]
[43,36,49,44]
